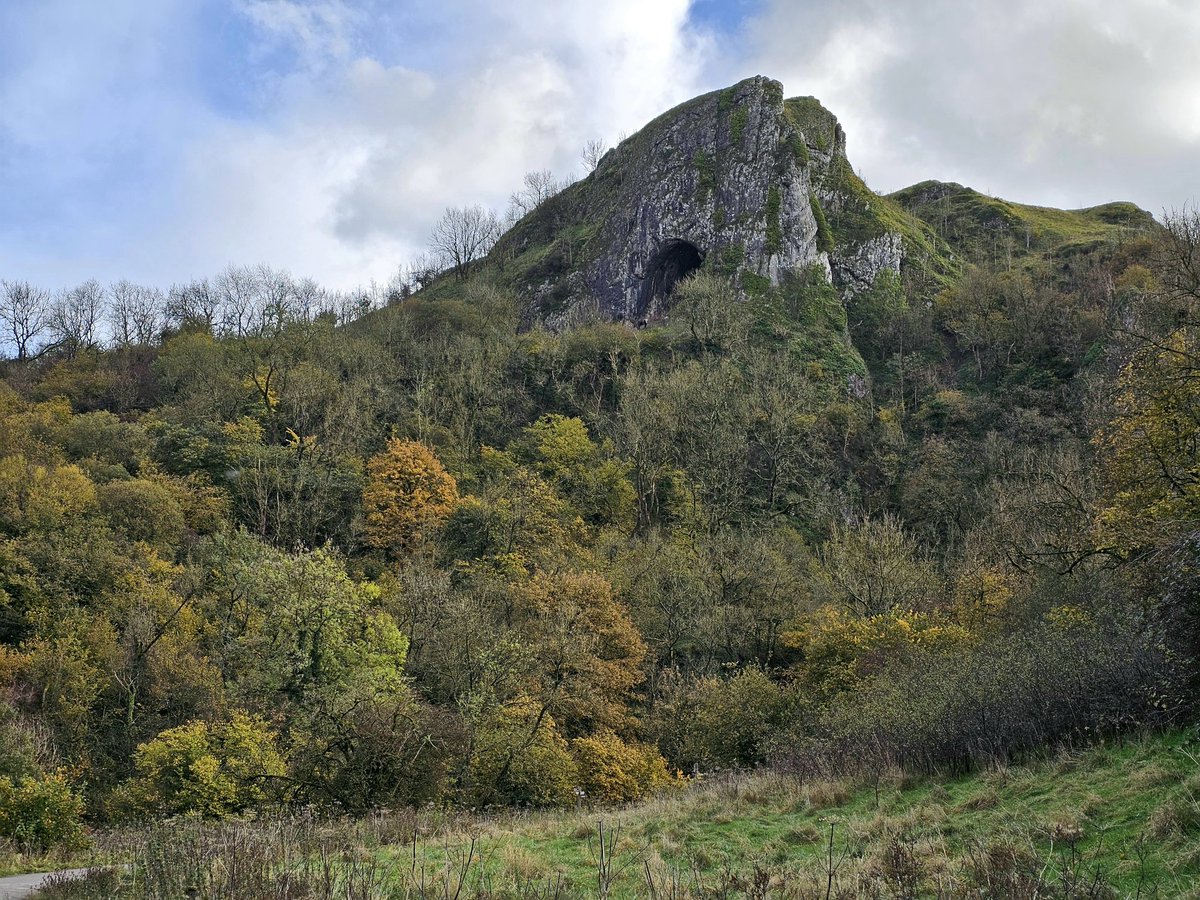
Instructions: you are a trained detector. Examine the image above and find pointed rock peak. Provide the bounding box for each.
[492,75,827,326]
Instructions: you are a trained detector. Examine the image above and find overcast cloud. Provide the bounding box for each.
[1,0,1197,292]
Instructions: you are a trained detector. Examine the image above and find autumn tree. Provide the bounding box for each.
[363,439,459,556]
[511,414,634,529]
[511,570,646,734]
[1095,331,1200,556]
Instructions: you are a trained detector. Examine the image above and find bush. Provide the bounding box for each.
[0,772,87,851]
[571,730,676,803]
[466,696,577,807]
[789,613,1177,775]
[128,713,287,817]
[293,698,465,813]
[648,668,803,772]
[96,478,185,551]
[0,702,44,781]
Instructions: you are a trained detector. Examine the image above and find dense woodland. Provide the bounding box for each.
[0,200,1198,854]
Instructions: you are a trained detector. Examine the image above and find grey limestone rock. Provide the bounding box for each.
[490,75,905,327]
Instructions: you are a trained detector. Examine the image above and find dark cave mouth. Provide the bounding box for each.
[637,239,704,318]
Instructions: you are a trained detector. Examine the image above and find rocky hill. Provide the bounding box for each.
[485,76,956,328]
[459,76,1156,332]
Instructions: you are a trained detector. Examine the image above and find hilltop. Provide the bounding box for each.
[410,76,1153,334]
[890,180,1157,262]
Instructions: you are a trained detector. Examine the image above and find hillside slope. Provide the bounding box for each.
[382,731,1200,898]
[889,180,1157,264]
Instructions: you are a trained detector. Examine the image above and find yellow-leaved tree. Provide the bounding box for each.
[1095,330,1200,557]
[362,439,458,556]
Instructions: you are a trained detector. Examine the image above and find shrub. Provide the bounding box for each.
[96,478,185,551]
[648,668,802,771]
[466,696,577,807]
[788,613,1175,775]
[0,702,43,781]
[0,772,87,851]
[128,713,287,817]
[571,730,675,804]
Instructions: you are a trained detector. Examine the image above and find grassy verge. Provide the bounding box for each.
[33,729,1200,898]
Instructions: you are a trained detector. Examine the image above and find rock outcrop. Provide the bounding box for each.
[580,76,822,322]
[488,76,938,327]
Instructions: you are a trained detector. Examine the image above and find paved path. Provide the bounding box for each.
[0,869,93,899]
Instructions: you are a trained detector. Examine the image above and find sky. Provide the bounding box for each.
[2,0,1198,292]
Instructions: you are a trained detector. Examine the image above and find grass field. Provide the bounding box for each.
[29,729,1200,898]
[385,730,1200,897]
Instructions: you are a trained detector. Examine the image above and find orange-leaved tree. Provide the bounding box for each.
[362,439,458,556]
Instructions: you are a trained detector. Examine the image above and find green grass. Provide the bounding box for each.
[889,180,1158,264]
[28,730,1200,898]
[382,730,1200,897]
[0,844,101,879]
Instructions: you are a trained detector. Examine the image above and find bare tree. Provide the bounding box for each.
[400,252,443,296]
[108,280,164,347]
[52,279,105,355]
[324,288,374,325]
[506,170,569,223]
[429,205,502,281]
[292,276,326,322]
[166,277,220,331]
[255,263,304,332]
[1157,205,1200,311]
[0,279,52,360]
[581,138,608,173]
[214,264,305,338]
[213,265,258,337]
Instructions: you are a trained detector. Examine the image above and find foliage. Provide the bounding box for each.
[465,695,577,807]
[1095,330,1200,556]
[570,730,675,803]
[0,772,87,851]
[511,570,646,734]
[127,713,287,818]
[798,613,1176,775]
[511,415,634,529]
[0,117,1191,841]
[363,439,458,556]
[815,515,936,616]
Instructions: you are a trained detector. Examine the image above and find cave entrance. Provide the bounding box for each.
[637,239,704,319]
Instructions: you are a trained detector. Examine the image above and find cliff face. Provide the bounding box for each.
[488,76,940,327]
[582,76,823,322]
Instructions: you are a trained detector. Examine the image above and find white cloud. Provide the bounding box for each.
[152,0,711,288]
[7,0,1198,292]
[743,0,1200,212]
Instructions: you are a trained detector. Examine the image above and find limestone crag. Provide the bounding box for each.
[832,232,904,296]
[583,76,821,322]
[489,76,921,327]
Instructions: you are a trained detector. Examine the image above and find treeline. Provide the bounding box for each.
[0,265,409,364]
[0,210,1196,850]
[0,167,584,362]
